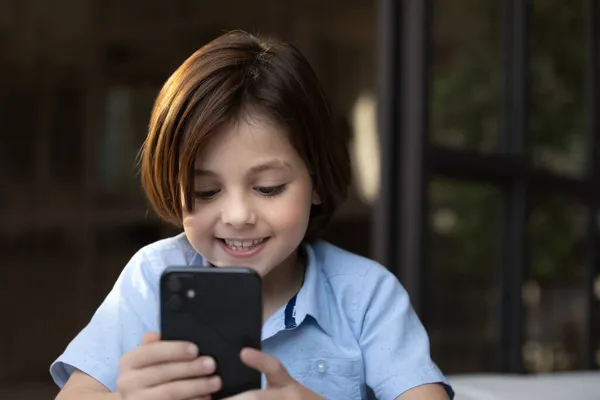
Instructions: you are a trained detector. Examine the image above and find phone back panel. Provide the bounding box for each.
[160,267,262,399]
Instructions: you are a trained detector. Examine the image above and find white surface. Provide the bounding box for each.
[449,372,600,400]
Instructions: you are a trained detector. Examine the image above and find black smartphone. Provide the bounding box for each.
[160,267,262,399]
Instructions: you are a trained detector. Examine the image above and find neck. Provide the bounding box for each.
[261,247,305,320]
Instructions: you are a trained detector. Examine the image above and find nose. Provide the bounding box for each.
[220,193,256,228]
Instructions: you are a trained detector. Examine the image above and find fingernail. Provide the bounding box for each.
[209,376,221,390]
[187,344,198,356]
[203,357,215,370]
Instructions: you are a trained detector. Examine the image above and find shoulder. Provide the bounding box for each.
[311,240,396,286]
[135,231,198,265]
[119,232,198,288]
[309,240,404,326]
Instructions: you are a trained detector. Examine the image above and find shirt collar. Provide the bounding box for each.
[187,241,333,336]
[292,241,333,336]
[188,250,211,267]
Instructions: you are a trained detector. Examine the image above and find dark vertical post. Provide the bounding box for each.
[500,0,529,373]
[374,0,432,317]
[395,0,432,317]
[584,0,600,371]
[373,0,401,274]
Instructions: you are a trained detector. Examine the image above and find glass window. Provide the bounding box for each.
[431,0,501,152]
[427,178,503,372]
[95,85,158,206]
[524,194,587,372]
[529,0,587,177]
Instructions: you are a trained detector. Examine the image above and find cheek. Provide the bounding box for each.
[265,189,313,231]
[267,205,309,229]
[182,214,194,232]
[182,206,212,234]
[181,206,195,228]
[182,214,199,243]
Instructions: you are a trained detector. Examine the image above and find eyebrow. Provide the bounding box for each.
[194,159,292,177]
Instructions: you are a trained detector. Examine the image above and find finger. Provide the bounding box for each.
[136,376,221,400]
[117,356,216,390]
[239,348,291,387]
[141,331,161,345]
[120,340,199,370]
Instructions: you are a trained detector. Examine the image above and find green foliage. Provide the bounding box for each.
[429,0,588,285]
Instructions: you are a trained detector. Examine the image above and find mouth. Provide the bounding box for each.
[217,237,270,258]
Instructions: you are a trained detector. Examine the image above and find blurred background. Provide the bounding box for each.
[1,0,599,398]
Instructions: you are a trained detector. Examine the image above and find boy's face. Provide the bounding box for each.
[182,112,320,278]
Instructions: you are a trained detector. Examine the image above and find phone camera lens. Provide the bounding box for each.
[167,276,181,292]
[166,294,182,311]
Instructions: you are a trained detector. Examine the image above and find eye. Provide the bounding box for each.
[255,184,287,197]
[194,189,220,200]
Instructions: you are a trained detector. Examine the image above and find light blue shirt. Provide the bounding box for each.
[50,233,453,399]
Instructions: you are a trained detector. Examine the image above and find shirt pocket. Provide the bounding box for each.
[287,357,363,400]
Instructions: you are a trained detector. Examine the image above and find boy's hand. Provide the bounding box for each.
[224,348,326,400]
[117,331,222,400]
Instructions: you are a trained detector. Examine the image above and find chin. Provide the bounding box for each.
[235,263,271,277]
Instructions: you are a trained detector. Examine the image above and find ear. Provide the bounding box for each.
[312,189,322,205]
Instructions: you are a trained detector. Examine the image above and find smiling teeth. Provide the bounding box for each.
[224,238,264,250]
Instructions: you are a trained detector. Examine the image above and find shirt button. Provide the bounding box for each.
[316,360,327,374]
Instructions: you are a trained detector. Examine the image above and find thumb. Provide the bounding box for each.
[141,331,160,345]
[240,348,293,388]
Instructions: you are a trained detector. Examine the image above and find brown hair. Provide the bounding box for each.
[140,30,351,241]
